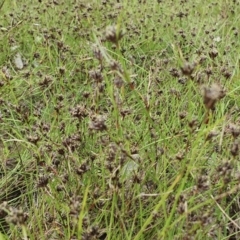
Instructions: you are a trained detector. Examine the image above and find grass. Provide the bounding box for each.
[1,0,240,239]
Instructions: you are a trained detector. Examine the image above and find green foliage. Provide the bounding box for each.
[1,0,240,239]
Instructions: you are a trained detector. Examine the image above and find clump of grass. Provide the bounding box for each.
[1,0,240,239]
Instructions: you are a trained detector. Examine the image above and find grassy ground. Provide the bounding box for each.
[1,0,240,239]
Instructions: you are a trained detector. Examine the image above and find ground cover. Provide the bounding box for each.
[1,0,240,239]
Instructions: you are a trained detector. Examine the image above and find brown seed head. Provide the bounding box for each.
[105,25,124,45]
[181,61,197,77]
[89,115,107,131]
[202,83,225,110]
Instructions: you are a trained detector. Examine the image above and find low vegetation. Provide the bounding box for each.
[1,0,240,239]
